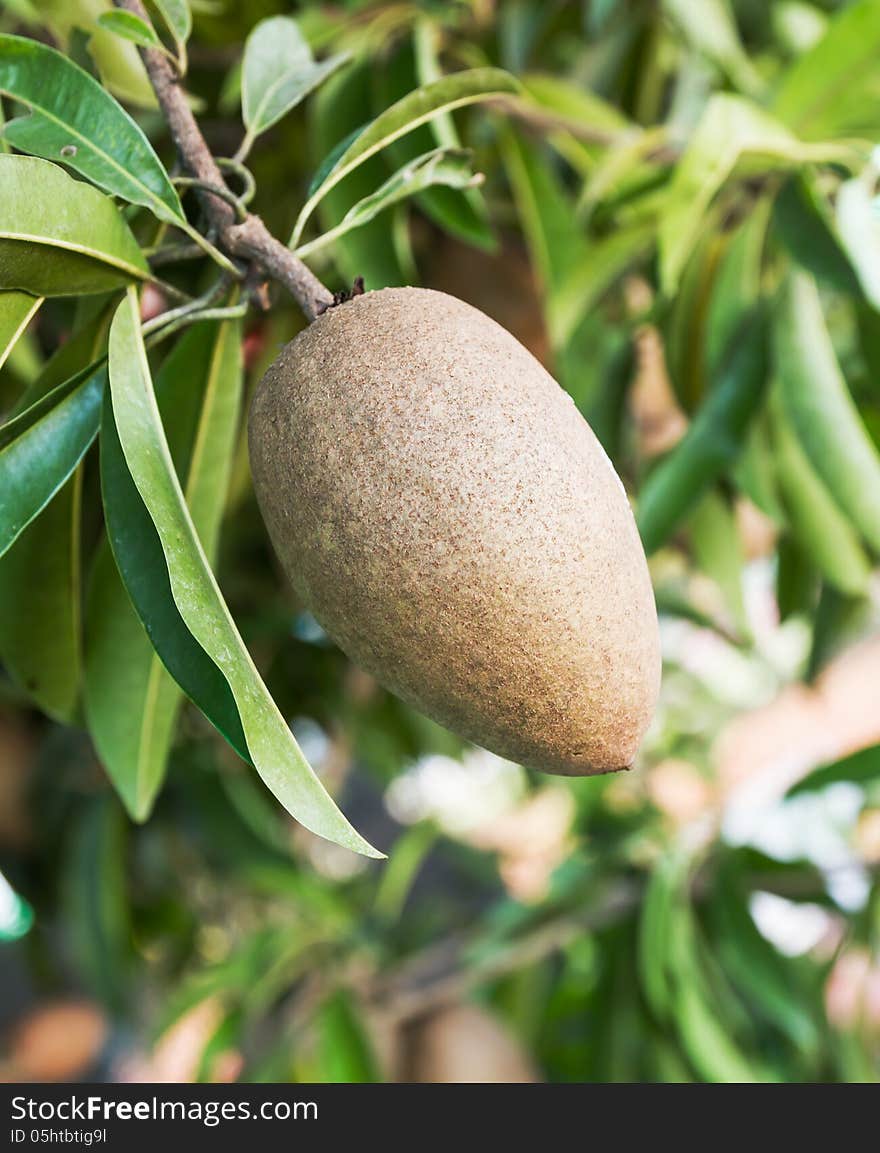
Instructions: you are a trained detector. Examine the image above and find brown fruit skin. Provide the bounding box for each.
[249,287,660,775]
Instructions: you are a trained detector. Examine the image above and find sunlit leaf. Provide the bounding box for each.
[0,156,148,296]
[835,171,880,310]
[0,34,183,223]
[107,289,381,857]
[662,0,763,95]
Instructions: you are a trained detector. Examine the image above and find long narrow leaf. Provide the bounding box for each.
[107,289,381,857]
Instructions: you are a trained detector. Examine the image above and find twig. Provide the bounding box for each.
[114,0,333,321]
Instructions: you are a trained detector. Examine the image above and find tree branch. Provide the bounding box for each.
[114,0,333,321]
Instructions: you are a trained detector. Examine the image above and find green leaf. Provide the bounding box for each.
[772,0,880,139]
[788,743,880,796]
[295,148,478,259]
[152,0,192,45]
[835,171,880,310]
[308,65,405,288]
[241,16,348,146]
[62,794,130,1010]
[548,220,656,349]
[689,491,747,631]
[770,401,871,595]
[499,126,586,293]
[772,175,861,296]
[107,289,381,858]
[662,0,763,96]
[87,318,243,821]
[638,312,769,553]
[99,383,249,764]
[373,30,493,252]
[0,290,41,371]
[291,67,520,247]
[0,473,81,720]
[0,361,105,558]
[0,155,148,296]
[96,9,162,49]
[0,33,183,223]
[775,271,880,554]
[659,94,835,293]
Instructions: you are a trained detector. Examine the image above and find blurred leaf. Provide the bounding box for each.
[292,67,520,247]
[775,271,880,554]
[772,0,880,139]
[152,0,192,46]
[240,16,348,150]
[0,33,183,223]
[0,156,148,296]
[96,9,162,49]
[86,318,243,821]
[770,400,871,595]
[638,312,769,553]
[776,534,818,620]
[0,360,105,558]
[689,490,747,631]
[734,413,785,522]
[0,290,41,371]
[0,472,81,720]
[314,990,380,1083]
[788,742,880,795]
[296,148,478,259]
[835,171,880,310]
[63,793,131,1010]
[520,72,632,135]
[659,94,833,292]
[499,126,586,293]
[548,219,655,349]
[772,175,861,296]
[806,582,870,680]
[662,0,763,95]
[373,822,437,923]
[107,289,380,858]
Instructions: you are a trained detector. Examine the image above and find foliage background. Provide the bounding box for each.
[1,0,880,1083]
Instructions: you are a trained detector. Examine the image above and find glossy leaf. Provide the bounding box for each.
[771,401,871,595]
[96,9,162,49]
[772,0,880,139]
[107,289,381,858]
[0,290,41,371]
[0,473,81,720]
[0,361,105,558]
[638,313,769,553]
[659,94,834,292]
[241,16,347,145]
[0,156,148,296]
[295,148,478,259]
[87,319,244,821]
[0,33,183,223]
[291,67,520,247]
[775,272,880,553]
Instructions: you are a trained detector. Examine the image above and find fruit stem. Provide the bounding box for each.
[113,0,334,322]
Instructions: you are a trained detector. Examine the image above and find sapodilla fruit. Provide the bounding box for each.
[249,287,660,775]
